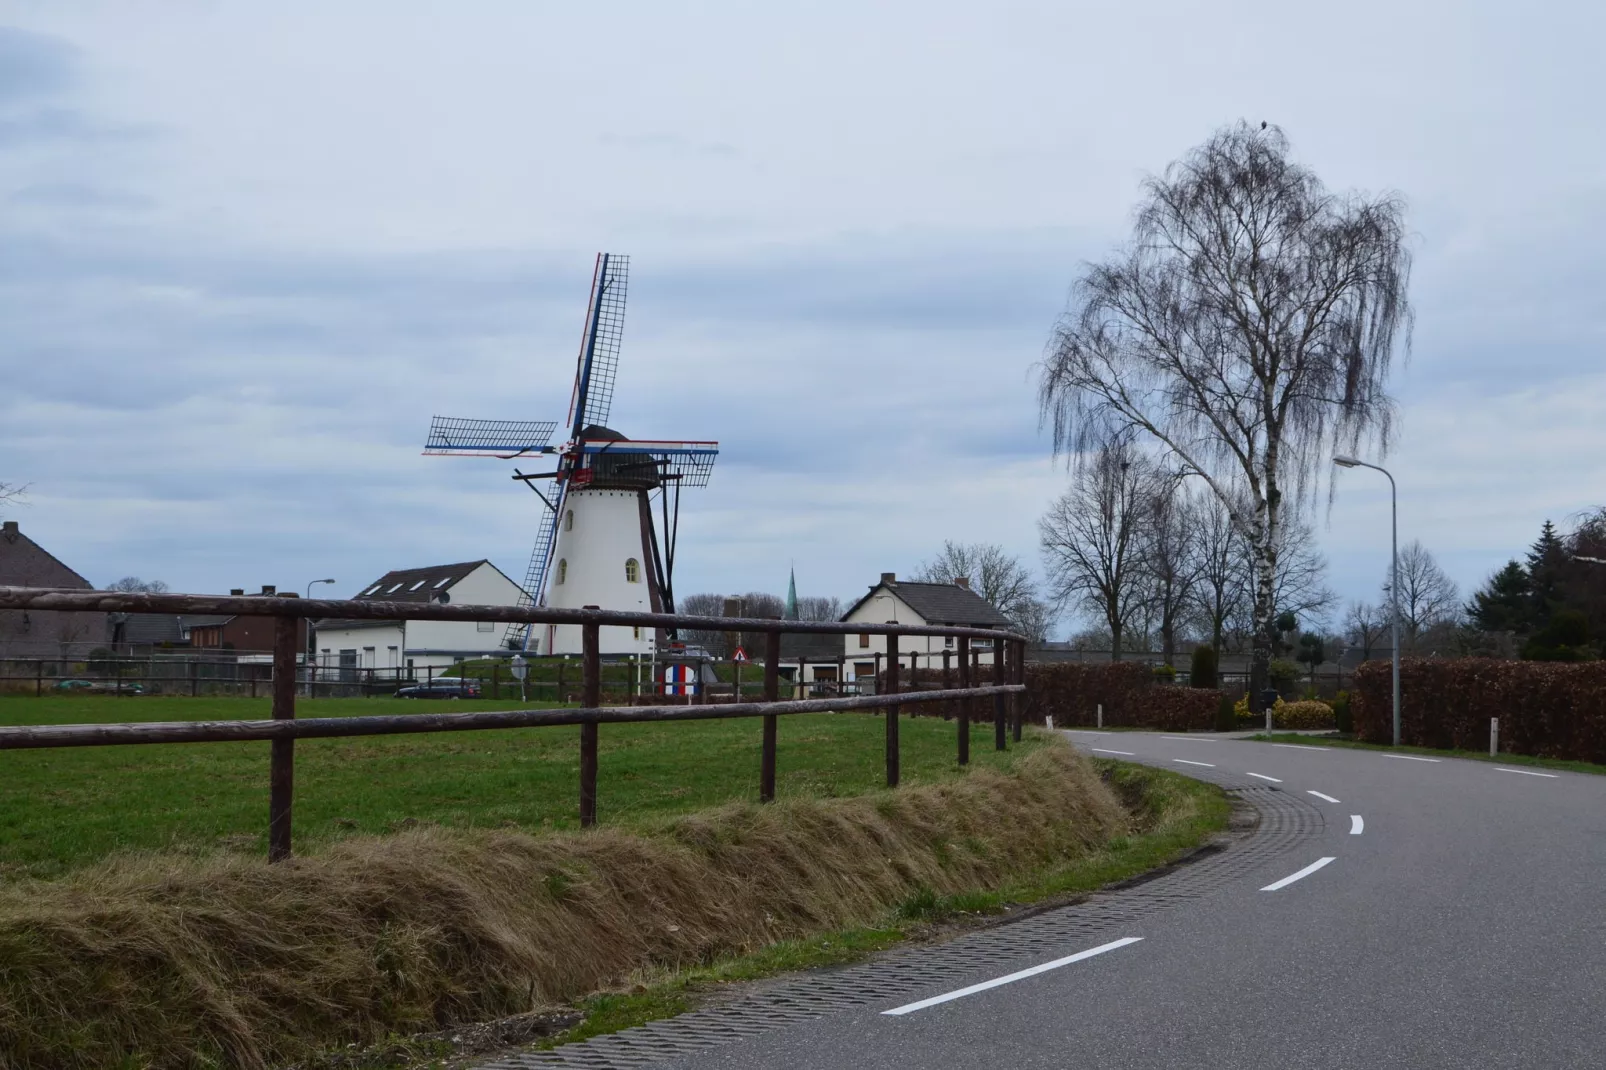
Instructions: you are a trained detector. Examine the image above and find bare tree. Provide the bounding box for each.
[911,541,1037,619]
[1382,540,1460,648]
[795,595,844,622]
[1039,122,1412,711]
[1138,479,1202,665]
[106,577,170,594]
[0,482,26,512]
[1011,597,1058,645]
[1262,518,1338,627]
[1039,442,1156,660]
[674,592,727,653]
[1189,494,1249,653]
[1344,600,1389,661]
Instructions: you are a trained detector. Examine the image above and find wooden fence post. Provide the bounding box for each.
[993,639,1006,751]
[268,614,298,862]
[957,636,970,766]
[942,648,951,719]
[1012,640,1023,743]
[886,633,900,787]
[762,630,780,802]
[579,621,600,827]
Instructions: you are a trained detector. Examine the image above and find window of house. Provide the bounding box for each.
[433,577,451,589]
[565,510,574,531]
[363,584,382,596]
[625,558,640,583]
[632,626,641,639]
[944,635,955,648]
[557,559,567,584]
[408,580,426,591]
[386,583,403,594]
[859,633,870,648]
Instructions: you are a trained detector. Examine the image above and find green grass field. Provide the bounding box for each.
[0,696,1038,881]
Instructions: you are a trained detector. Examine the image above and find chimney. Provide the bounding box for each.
[953,577,970,590]
[260,585,276,596]
[1,520,16,542]
[880,572,896,586]
[229,588,244,596]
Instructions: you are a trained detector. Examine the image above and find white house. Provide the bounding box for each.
[840,572,1013,685]
[312,560,525,675]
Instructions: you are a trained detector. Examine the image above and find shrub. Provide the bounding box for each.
[1331,690,1352,734]
[1268,659,1301,694]
[1151,664,1177,683]
[1190,644,1218,689]
[1214,692,1236,732]
[1270,699,1335,730]
[1233,692,1250,719]
[1352,658,1606,762]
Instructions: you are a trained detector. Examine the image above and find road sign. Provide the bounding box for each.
[510,655,527,681]
[732,646,749,663]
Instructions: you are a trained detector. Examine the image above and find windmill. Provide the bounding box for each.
[423,253,718,655]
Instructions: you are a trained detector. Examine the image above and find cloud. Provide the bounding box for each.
[9,182,152,211]
[0,26,77,104]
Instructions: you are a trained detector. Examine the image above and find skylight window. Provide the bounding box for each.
[386,583,403,594]
[408,580,426,591]
[433,577,452,589]
[363,585,382,596]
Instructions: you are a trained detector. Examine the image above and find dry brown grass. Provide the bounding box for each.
[0,744,1127,1070]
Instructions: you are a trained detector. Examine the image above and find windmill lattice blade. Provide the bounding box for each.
[503,478,566,650]
[424,417,559,457]
[572,254,628,433]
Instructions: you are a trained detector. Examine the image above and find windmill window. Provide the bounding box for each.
[476,620,493,632]
[557,559,567,585]
[625,558,641,583]
[565,510,574,531]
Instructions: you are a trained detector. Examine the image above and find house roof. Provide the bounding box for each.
[315,560,501,631]
[844,579,1015,630]
[778,632,845,660]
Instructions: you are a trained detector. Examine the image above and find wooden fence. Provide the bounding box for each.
[0,587,1026,862]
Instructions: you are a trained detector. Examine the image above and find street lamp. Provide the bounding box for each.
[304,579,336,669]
[1333,456,1401,746]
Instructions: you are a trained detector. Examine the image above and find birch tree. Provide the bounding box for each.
[1039,122,1411,712]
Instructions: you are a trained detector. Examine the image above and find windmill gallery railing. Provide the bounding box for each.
[0,587,1027,863]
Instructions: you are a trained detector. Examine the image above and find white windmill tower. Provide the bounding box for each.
[423,253,718,655]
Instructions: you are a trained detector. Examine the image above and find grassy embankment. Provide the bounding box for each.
[1250,731,1606,776]
[0,696,1229,1069]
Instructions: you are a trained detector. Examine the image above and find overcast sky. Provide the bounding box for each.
[2,2,1603,636]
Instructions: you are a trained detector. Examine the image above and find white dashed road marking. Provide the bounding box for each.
[1092,748,1136,756]
[1261,857,1336,892]
[1307,790,1341,803]
[1384,754,1441,763]
[1245,772,1282,783]
[1272,744,1329,752]
[1173,759,1216,768]
[1496,767,1559,779]
[1350,815,1365,835]
[1161,736,1218,742]
[881,938,1144,1015]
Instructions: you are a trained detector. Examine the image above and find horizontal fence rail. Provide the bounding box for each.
[0,586,1029,863]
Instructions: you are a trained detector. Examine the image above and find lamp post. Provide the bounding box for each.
[1333,456,1400,746]
[304,578,336,674]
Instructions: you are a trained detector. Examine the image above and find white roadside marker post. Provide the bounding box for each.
[1097,703,1103,729]
[1491,717,1499,757]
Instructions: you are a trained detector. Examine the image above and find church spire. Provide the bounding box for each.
[785,566,799,620]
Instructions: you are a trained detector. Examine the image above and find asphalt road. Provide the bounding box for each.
[659,732,1606,1069]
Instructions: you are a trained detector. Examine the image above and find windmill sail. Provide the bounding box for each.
[504,476,567,650]
[566,253,629,438]
[424,417,559,458]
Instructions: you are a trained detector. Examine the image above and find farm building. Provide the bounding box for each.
[0,520,106,658]
[840,573,1012,685]
[311,560,524,674]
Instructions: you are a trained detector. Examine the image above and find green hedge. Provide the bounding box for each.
[1352,658,1606,761]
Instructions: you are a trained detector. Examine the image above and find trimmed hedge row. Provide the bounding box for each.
[1352,658,1606,762]
[1022,663,1219,731]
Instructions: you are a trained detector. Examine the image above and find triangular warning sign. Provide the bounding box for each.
[732,646,749,663]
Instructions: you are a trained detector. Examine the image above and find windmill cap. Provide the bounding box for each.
[579,424,627,441]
